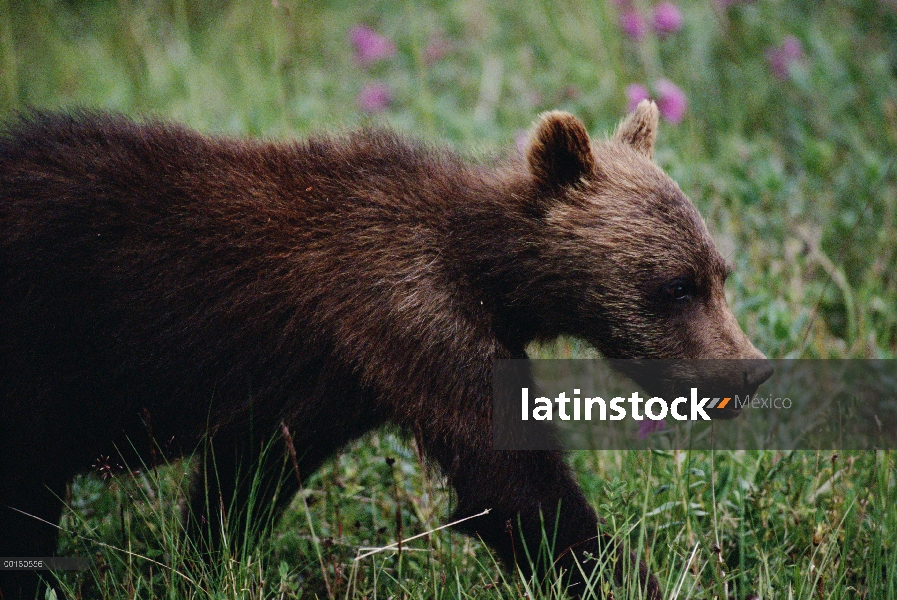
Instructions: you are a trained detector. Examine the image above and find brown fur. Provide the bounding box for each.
[614,99,659,157]
[0,104,769,599]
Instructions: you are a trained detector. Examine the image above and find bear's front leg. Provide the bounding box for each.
[402,365,661,599]
[421,433,659,598]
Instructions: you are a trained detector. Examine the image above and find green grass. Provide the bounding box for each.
[3,0,896,598]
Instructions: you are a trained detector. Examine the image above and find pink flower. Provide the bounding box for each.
[423,36,452,64]
[626,83,650,112]
[357,82,392,112]
[765,35,805,81]
[652,2,683,35]
[619,9,648,41]
[655,78,687,124]
[638,418,667,439]
[348,25,396,67]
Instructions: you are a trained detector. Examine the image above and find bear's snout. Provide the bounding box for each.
[743,360,774,389]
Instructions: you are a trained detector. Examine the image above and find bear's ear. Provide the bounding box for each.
[614,99,659,158]
[526,111,596,188]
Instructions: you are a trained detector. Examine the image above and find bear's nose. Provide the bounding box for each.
[743,360,774,388]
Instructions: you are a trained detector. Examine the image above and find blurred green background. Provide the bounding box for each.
[2,1,896,598]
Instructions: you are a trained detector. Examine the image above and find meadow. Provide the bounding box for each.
[1,0,896,598]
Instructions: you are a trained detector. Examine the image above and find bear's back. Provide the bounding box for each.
[0,114,502,451]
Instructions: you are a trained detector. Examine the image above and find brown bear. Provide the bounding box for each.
[0,100,771,599]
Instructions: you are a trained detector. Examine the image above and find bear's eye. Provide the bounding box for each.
[663,278,695,302]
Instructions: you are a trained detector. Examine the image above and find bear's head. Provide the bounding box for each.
[523,100,772,404]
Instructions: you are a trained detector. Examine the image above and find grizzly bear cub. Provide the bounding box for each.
[0,101,770,599]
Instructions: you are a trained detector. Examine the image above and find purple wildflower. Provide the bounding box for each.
[357,82,392,113]
[655,78,687,124]
[423,36,451,64]
[619,9,648,41]
[626,83,650,113]
[765,35,805,81]
[652,2,683,35]
[638,418,667,439]
[348,25,396,67]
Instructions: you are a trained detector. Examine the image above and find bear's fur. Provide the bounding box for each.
[0,101,770,599]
